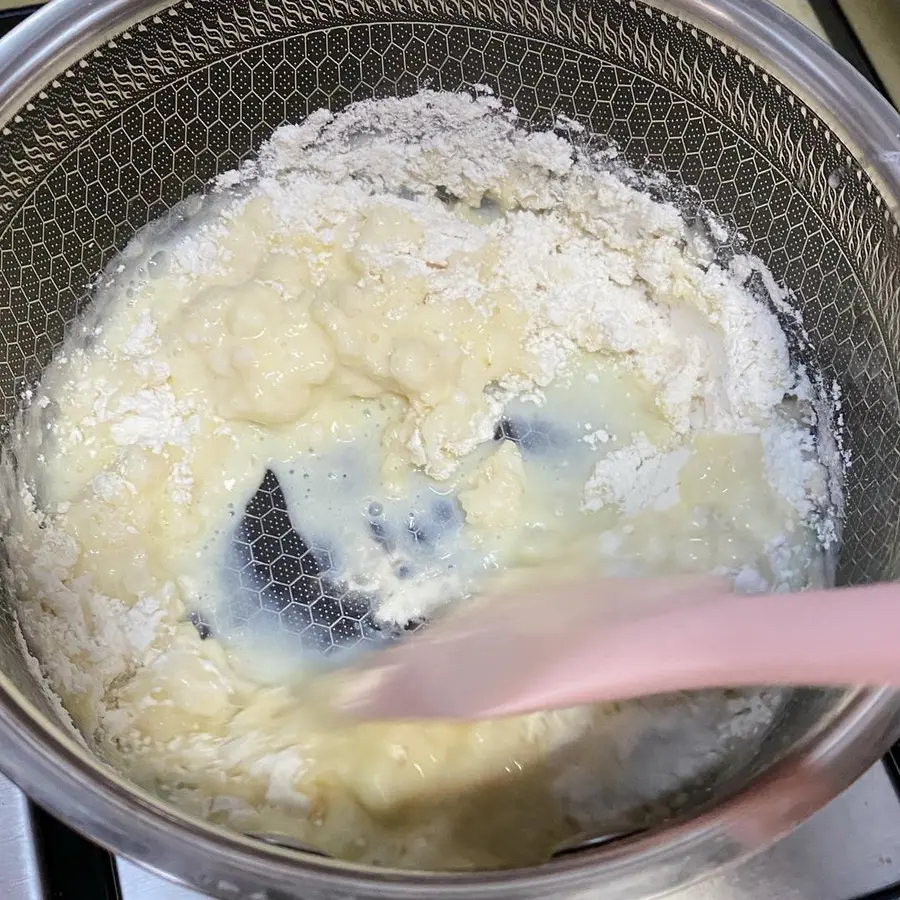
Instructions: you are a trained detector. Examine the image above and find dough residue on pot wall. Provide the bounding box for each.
[2,90,839,871]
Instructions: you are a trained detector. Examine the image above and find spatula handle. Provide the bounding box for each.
[505,581,900,716]
[338,579,900,721]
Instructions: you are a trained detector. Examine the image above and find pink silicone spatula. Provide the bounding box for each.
[335,575,900,721]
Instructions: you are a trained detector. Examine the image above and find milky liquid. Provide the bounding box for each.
[195,353,826,690]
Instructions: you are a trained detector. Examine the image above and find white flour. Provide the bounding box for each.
[1,90,840,871]
[583,435,691,516]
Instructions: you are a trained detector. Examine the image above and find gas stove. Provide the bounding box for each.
[2,1,900,898]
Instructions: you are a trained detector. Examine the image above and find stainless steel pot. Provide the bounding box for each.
[2,0,900,897]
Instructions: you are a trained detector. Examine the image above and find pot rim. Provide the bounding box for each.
[4,674,900,898]
[2,0,900,897]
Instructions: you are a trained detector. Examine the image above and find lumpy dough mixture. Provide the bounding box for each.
[3,91,839,870]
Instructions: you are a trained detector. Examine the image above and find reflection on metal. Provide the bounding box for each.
[5,765,900,898]
[0,775,41,900]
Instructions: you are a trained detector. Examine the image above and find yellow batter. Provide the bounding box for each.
[2,91,836,870]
